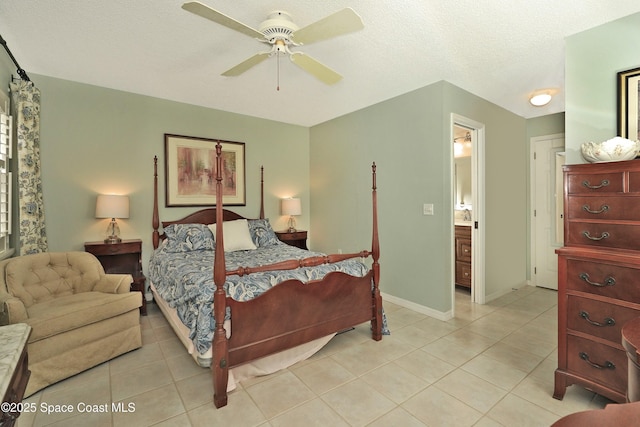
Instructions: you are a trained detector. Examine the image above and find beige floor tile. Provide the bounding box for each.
[187,389,265,427]
[15,285,604,427]
[366,407,427,427]
[394,349,456,383]
[360,361,429,404]
[291,356,355,394]
[269,398,349,427]
[321,378,396,426]
[512,375,604,417]
[421,336,482,366]
[462,354,528,391]
[165,352,207,382]
[486,394,560,427]
[500,329,557,358]
[402,386,483,426]
[245,370,316,419]
[435,369,508,413]
[442,328,498,353]
[461,315,521,341]
[112,383,186,427]
[110,359,174,402]
[481,341,545,373]
[384,307,427,328]
[330,340,390,376]
[175,371,213,411]
[108,342,164,376]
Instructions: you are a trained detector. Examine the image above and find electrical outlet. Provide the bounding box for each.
[423,203,434,215]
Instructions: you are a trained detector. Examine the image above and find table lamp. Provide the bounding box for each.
[96,195,129,243]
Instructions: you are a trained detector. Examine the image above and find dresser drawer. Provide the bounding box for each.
[567,172,624,194]
[567,296,640,343]
[567,335,627,394]
[565,259,640,304]
[567,195,640,221]
[566,222,640,251]
[629,171,640,193]
[455,237,471,262]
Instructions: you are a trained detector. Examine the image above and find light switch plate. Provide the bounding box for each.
[423,203,434,215]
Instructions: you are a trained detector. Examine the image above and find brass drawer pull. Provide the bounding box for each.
[582,231,609,241]
[579,352,615,370]
[579,272,615,287]
[582,179,610,189]
[582,204,609,214]
[579,311,615,327]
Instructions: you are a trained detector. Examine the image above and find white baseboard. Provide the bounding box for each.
[381,292,452,321]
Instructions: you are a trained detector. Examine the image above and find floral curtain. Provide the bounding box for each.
[10,80,48,254]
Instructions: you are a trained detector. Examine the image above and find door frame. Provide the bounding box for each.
[451,114,486,305]
[529,133,565,289]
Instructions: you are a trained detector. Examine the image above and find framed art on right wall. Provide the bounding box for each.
[617,66,640,140]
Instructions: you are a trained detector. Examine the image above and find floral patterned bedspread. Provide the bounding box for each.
[149,242,385,354]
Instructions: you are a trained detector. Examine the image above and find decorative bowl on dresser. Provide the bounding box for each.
[554,159,640,403]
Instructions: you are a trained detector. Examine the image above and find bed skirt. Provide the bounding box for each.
[149,282,334,391]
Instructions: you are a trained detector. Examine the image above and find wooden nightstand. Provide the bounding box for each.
[84,239,147,315]
[275,230,308,250]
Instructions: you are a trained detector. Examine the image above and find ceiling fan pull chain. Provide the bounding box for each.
[277,50,280,91]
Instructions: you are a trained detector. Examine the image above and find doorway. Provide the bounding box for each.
[530,134,565,290]
[451,114,485,306]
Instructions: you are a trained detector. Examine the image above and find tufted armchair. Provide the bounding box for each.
[0,251,142,396]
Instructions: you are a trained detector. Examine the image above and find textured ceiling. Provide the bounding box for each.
[2,1,640,127]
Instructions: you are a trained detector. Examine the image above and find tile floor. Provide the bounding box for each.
[16,286,613,426]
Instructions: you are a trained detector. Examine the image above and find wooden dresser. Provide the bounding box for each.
[554,160,640,403]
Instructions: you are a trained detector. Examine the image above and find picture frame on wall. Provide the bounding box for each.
[164,134,246,207]
[617,67,640,141]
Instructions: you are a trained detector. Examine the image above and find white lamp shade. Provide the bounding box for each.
[96,195,130,219]
[281,198,301,216]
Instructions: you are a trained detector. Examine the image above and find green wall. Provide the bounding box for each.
[310,81,530,314]
[33,74,310,273]
[1,51,568,315]
[566,12,640,164]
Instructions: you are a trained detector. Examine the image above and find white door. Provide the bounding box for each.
[531,135,565,290]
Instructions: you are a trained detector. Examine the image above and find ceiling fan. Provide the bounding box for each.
[182,2,364,85]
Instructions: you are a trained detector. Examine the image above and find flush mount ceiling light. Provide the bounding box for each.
[529,89,556,107]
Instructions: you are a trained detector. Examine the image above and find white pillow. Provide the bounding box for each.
[209,219,257,252]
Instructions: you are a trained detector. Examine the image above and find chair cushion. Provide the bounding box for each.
[26,291,141,342]
[5,252,104,307]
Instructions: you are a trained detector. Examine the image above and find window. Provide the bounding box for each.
[0,92,13,260]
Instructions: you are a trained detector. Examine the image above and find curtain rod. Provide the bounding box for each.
[0,34,31,82]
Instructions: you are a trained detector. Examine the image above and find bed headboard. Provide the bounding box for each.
[151,156,264,249]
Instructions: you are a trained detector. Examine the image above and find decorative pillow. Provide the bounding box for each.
[162,223,214,252]
[248,218,280,247]
[209,219,257,252]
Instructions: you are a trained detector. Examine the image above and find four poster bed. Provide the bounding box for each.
[149,143,384,408]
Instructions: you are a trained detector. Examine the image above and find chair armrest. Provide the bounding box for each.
[92,274,133,294]
[0,293,28,324]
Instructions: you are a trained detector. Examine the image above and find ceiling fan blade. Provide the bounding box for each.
[221,52,271,76]
[182,1,264,40]
[290,53,342,85]
[291,8,364,45]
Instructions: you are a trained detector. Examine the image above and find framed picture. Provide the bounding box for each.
[617,67,640,140]
[164,134,246,207]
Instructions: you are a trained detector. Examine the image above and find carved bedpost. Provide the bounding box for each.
[260,165,265,219]
[152,156,160,249]
[371,162,383,341]
[212,142,229,408]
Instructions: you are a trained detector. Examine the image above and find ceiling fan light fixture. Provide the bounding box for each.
[529,89,554,107]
